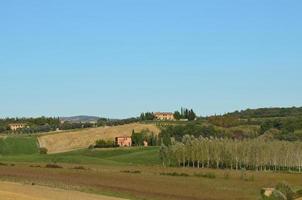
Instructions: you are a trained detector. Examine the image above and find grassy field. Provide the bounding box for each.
[1,131,302,200]
[0,135,39,155]
[1,144,302,200]
[0,146,160,166]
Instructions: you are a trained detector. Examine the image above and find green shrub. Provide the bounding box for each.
[94,139,118,148]
[275,182,294,200]
[121,170,141,174]
[271,190,287,200]
[295,189,302,197]
[30,164,41,168]
[45,163,63,169]
[160,172,189,177]
[39,147,48,154]
[72,166,87,170]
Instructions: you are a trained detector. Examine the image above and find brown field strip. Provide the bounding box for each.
[1,164,302,200]
[0,181,126,200]
[38,123,160,153]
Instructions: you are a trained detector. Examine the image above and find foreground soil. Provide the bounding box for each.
[1,163,302,200]
[0,181,126,200]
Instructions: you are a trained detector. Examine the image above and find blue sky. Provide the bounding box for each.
[0,0,301,118]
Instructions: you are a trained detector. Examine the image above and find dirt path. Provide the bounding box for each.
[0,181,126,200]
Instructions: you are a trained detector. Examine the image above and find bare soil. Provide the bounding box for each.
[3,163,301,200]
[0,181,126,200]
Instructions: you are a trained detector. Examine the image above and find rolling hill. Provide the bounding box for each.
[38,123,160,153]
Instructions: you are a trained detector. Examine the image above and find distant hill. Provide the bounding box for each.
[225,106,302,118]
[60,115,100,123]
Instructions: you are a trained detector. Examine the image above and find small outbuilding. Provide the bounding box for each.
[115,136,132,147]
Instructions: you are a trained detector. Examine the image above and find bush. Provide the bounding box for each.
[275,182,294,200]
[261,189,287,200]
[72,166,87,170]
[194,172,216,179]
[30,164,41,168]
[94,139,118,148]
[121,170,141,174]
[45,163,63,169]
[295,189,302,197]
[271,190,287,200]
[39,147,48,154]
[160,172,189,177]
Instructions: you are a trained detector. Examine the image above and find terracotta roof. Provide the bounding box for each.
[9,123,26,126]
[154,112,173,115]
[115,136,131,138]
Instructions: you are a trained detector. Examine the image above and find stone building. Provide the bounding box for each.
[115,136,132,147]
[9,123,26,131]
[154,112,175,121]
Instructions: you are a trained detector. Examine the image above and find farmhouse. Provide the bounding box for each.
[115,136,132,147]
[9,123,26,131]
[154,112,175,121]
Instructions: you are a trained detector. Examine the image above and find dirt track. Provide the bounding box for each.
[0,181,126,200]
[38,123,160,153]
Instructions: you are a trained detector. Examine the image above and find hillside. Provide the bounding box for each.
[225,106,302,118]
[38,123,160,153]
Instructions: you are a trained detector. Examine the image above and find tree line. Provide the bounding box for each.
[225,107,302,119]
[159,136,302,172]
[0,117,98,134]
[140,108,197,121]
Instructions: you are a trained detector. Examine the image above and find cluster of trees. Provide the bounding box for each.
[260,118,302,133]
[207,116,254,128]
[159,124,219,144]
[139,108,197,121]
[131,129,158,146]
[160,136,302,172]
[0,117,99,134]
[0,117,61,134]
[97,117,139,127]
[260,118,302,141]
[59,122,94,130]
[93,139,118,148]
[226,107,302,119]
[140,113,155,121]
[158,123,259,144]
[174,108,196,121]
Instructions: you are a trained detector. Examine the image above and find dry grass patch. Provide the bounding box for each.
[38,123,160,153]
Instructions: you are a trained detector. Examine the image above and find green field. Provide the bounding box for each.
[1,135,302,200]
[0,145,160,166]
[0,135,39,155]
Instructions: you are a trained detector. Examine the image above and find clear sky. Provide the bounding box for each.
[0,0,301,118]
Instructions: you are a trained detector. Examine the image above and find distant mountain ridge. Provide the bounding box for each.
[60,115,100,123]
